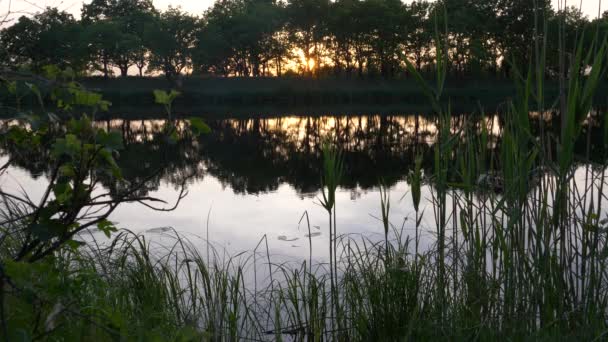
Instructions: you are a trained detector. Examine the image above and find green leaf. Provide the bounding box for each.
[73,89,104,107]
[6,80,17,94]
[31,219,65,241]
[53,182,73,204]
[98,130,124,150]
[153,89,170,105]
[154,89,181,105]
[59,164,76,178]
[52,134,82,158]
[42,65,61,80]
[188,117,211,135]
[97,219,117,238]
[66,239,85,251]
[98,149,123,179]
[99,99,112,111]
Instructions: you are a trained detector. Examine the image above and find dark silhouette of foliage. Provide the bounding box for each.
[0,0,606,79]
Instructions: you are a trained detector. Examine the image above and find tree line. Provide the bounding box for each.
[1,0,606,79]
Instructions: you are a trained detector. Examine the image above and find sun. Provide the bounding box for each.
[307,58,315,70]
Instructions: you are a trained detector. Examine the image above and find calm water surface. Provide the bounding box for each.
[2,112,592,260]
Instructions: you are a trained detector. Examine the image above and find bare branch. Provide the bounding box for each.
[136,185,188,212]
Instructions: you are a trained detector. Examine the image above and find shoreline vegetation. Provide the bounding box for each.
[77,77,587,109]
[1,76,607,117]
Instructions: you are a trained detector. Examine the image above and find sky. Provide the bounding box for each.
[1,0,607,24]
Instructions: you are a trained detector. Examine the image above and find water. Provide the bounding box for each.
[0,112,600,261]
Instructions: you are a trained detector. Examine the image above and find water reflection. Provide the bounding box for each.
[2,112,605,198]
[2,112,607,258]
[91,114,503,197]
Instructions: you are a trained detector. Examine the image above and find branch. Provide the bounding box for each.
[0,158,11,175]
[87,196,167,207]
[136,184,188,212]
[28,204,120,262]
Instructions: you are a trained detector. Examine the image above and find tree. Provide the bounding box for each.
[194,0,285,77]
[286,0,330,76]
[83,20,122,77]
[546,6,588,76]
[0,8,86,72]
[326,0,358,76]
[81,0,157,77]
[0,16,39,67]
[431,0,500,77]
[348,0,374,77]
[361,0,410,78]
[406,1,433,73]
[82,0,155,23]
[241,0,286,77]
[145,7,198,79]
[495,0,552,76]
[0,36,8,69]
[147,7,198,79]
[0,0,598,79]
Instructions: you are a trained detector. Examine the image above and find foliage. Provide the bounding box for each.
[0,8,87,73]
[146,7,199,79]
[2,0,606,78]
[0,69,210,340]
[194,0,286,77]
[81,0,157,77]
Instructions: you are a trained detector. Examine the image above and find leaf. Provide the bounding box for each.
[42,65,61,80]
[59,164,76,178]
[405,57,439,112]
[154,89,180,105]
[97,219,117,238]
[99,100,112,111]
[153,89,170,105]
[584,223,598,233]
[66,239,85,251]
[98,149,123,179]
[31,219,65,241]
[169,90,181,99]
[6,80,17,94]
[188,117,211,135]
[52,134,81,158]
[53,182,73,204]
[98,130,124,150]
[72,89,104,107]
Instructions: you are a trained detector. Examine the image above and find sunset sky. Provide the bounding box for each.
[1,0,607,22]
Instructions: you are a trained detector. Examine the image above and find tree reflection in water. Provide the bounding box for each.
[5,112,604,199]
[96,114,501,196]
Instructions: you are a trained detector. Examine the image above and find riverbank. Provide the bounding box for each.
[2,76,606,118]
[79,76,530,111]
